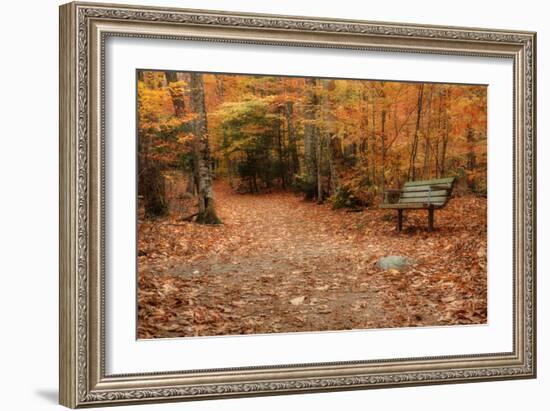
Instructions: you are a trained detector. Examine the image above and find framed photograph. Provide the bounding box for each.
[59,1,536,408]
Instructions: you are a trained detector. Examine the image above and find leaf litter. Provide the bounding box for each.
[138,183,487,339]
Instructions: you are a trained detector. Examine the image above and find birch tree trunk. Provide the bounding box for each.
[189,72,221,224]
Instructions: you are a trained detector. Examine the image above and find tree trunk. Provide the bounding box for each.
[189,72,221,224]
[316,130,323,203]
[140,157,168,218]
[359,86,369,181]
[285,101,300,178]
[370,93,377,185]
[467,128,476,169]
[380,109,387,196]
[407,83,424,181]
[439,88,450,177]
[422,86,434,179]
[185,172,196,195]
[466,126,476,191]
[328,135,344,195]
[316,79,338,202]
[434,88,443,178]
[276,116,287,189]
[304,78,319,196]
[137,75,171,218]
[164,71,197,202]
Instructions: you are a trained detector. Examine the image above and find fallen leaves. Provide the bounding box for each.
[290,296,306,306]
[138,182,487,339]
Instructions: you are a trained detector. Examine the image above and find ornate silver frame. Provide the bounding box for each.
[59,1,536,408]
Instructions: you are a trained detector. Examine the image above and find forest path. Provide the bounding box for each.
[138,182,488,338]
[166,183,388,335]
[213,183,369,270]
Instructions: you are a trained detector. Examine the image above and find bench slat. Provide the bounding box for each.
[397,199,446,208]
[403,177,455,187]
[401,190,449,198]
[379,203,444,210]
[400,195,447,203]
[401,184,452,193]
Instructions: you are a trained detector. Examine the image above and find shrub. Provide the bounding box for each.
[330,186,362,209]
[293,173,317,200]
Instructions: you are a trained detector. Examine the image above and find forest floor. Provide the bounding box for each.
[138,181,487,339]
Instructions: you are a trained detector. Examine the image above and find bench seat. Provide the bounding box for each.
[379,203,445,210]
[379,177,455,231]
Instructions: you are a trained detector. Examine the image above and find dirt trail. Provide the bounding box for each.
[213,183,369,265]
[138,183,488,338]
[165,184,386,335]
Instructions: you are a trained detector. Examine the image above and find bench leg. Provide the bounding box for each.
[428,207,434,231]
[397,209,403,232]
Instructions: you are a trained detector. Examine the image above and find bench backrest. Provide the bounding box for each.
[398,177,455,207]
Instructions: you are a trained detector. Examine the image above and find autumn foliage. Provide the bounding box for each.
[138,71,487,208]
[137,70,487,338]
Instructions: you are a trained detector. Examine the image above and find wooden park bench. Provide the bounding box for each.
[379,177,455,232]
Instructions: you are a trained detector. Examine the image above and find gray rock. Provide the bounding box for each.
[376,255,416,271]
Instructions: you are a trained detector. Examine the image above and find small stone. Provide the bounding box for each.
[376,256,416,272]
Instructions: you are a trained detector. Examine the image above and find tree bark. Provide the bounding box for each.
[316,131,323,203]
[370,92,377,185]
[189,72,221,224]
[285,101,300,178]
[439,87,450,177]
[276,115,287,189]
[433,88,443,178]
[140,157,168,218]
[422,86,434,180]
[328,135,344,195]
[359,87,368,156]
[164,71,197,200]
[407,83,424,181]
[359,85,369,181]
[380,109,387,196]
[304,78,319,192]
[185,172,196,195]
[466,126,476,190]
